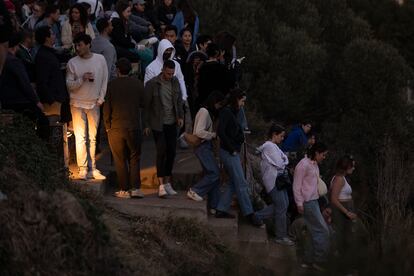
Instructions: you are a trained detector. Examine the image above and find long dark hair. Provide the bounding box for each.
[335,155,354,175]
[307,142,328,160]
[227,88,246,111]
[69,3,88,28]
[203,90,225,119]
[115,0,130,22]
[267,123,285,140]
[177,0,196,27]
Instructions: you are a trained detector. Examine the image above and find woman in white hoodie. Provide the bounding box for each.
[256,124,295,246]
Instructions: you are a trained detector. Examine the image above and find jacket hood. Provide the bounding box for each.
[156,39,176,63]
[257,140,272,153]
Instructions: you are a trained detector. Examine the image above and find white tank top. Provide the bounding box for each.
[331,176,352,201]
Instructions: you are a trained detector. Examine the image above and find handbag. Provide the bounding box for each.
[275,169,292,190]
[318,176,328,196]
[183,133,202,147]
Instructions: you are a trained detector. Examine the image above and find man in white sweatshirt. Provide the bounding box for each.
[66,33,108,180]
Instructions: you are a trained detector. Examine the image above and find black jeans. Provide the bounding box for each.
[108,128,142,191]
[152,124,177,178]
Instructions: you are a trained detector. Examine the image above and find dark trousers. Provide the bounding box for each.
[152,124,177,178]
[108,128,142,191]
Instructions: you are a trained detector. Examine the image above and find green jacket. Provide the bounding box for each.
[144,74,184,131]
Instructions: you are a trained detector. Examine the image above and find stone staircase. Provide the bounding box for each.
[69,136,299,275]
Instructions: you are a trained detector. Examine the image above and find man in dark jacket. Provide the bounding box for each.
[144,60,183,198]
[280,121,312,154]
[197,43,234,110]
[34,26,67,118]
[104,58,145,199]
[0,33,43,119]
[16,30,35,82]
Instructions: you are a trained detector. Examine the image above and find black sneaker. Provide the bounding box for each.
[215,210,236,219]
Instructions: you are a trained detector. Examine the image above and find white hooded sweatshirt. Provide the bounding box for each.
[257,141,289,193]
[144,39,188,101]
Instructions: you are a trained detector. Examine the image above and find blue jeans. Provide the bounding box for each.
[216,149,254,216]
[303,200,330,263]
[256,186,289,239]
[192,141,220,209]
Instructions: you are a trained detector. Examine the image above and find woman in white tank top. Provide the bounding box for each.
[330,155,357,264]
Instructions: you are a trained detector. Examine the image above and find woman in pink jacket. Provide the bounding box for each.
[293,142,330,270]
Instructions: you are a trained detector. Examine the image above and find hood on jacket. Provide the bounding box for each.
[156,39,176,63]
[256,140,271,154]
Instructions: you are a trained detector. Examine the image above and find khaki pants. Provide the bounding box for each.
[70,105,100,170]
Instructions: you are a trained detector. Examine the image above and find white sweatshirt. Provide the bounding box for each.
[257,141,289,193]
[66,53,108,109]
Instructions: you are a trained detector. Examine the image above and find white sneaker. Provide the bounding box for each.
[87,169,106,180]
[178,135,189,149]
[164,183,178,195]
[187,189,203,201]
[274,237,295,246]
[130,189,144,198]
[158,184,168,198]
[78,168,88,180]
[114,190,131,199]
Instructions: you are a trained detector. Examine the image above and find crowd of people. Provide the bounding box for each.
[0,0,359,272]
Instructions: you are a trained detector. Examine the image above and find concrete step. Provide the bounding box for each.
[104,189,208,222]
[69,145,114,195]
[237,220,269,244]
[234,241,298,275]
[207,215,239,242]
[135,137,203,190]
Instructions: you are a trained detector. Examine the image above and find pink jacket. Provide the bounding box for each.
[293,157,319,207]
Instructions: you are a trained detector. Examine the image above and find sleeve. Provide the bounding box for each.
[66,60,83,91]
[12,59,39,104]
[192,16,200,46]
[35,58,54,103]
[171,11,183,34]
[61,21,72,49]
[174,62,188,100]
[175,78,184,119]
[103,83,112,130]
[300,132,308,148]
[193,108,215,140]
[129,17,149,36]
[143,81,153,129]
[144,66,156,86]
[97,57,108,104]
[131,14,151,27]
[86,23,95,39]
[293,162,306,207]
[137,80,145,109]
[263,144,286,170]
[217,109,235,153]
